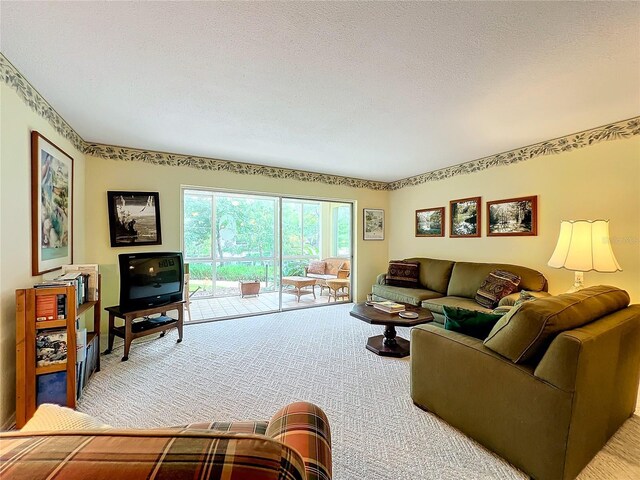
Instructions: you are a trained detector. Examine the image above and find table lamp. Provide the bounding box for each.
[548,219,622,292]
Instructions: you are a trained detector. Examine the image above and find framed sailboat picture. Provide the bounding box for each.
[107,191,162,247]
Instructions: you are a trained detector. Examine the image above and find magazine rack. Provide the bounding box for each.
[15,275,101,428]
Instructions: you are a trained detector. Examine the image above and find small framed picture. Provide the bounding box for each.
[416,207,445,237]
[31,131,74,275]
[363,208,384,240]
[450,197,481,238]
[107,191,162,247]
[487,196,538,237]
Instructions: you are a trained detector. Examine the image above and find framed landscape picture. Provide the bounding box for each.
[107,191,162,247]
[450,196,481,238]
[363,208,384,240]
[416,207,445,237]
[31,131,73,275]
[487,195,538,237]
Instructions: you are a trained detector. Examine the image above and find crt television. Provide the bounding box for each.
[118,252,184,312]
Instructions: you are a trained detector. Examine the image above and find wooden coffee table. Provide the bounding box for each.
[281,276,317,302]
[350,303,433,357]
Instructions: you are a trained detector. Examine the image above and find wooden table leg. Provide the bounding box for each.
[122,314,133,361]
[105,313,115,354]
[177,305,183,343]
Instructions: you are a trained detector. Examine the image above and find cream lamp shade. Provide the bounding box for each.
[548,219,622,291]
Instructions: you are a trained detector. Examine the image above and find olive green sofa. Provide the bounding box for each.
[411,286,640,480]
[372,257,550,322]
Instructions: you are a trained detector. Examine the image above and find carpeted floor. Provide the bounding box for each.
[79,304,639,479]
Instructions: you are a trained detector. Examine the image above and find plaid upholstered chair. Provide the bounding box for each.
[0,401,332,480]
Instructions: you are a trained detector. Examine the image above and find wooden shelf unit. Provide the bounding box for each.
[15,275,101,428]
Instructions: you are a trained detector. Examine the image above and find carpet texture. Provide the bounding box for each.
[79,304,639,479]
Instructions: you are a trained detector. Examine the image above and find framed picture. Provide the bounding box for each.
[487,195,538,237]
[363,208,384,240]
[416,207,445,237]
[450,196,481,238]
[107,191,162,247]
[31,131,73,275]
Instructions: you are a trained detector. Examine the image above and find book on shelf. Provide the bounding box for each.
[36,294,56,321]
[61,264,99,302]
[36,329,68,367]
[373,301,406,313]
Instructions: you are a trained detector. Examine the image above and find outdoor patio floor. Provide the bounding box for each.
[186,289,348,322]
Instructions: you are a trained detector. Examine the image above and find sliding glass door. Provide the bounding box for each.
[182,188,352,321]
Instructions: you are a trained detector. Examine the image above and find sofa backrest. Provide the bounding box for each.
[447,261,548,298]
[0,430,308,480]
[323,257,350,275]
[404,257,455,294]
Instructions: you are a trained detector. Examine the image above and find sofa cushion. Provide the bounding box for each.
[307,273,335,281]
[443,306,505,340]
[385,260,420,287]
[372,284,442,306]
[422,296,495,316]
[475,270,521,308]
[498,290,550,306]
[404,257,455,294]
[448,262,547,299]
[307,260,326,275]
[484,285,630,363]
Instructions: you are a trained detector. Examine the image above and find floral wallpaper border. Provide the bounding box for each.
[3,52,638,191]
[83,143,389,190]
[0,53,85,153]
[386,117,640,190]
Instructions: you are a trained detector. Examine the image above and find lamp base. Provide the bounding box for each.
[567,271,584,293]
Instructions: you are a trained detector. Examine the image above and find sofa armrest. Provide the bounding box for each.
[498,290,551,306]
[376,273,387,285]
[266,401,332,480]
[535,305,640,394]
[337,268,350,279]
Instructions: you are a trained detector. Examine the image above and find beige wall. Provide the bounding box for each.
[0,84,86,427]
[388,136,640,302]
[84,156,390,331]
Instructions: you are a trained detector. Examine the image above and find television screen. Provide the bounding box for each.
[118,252,184,311]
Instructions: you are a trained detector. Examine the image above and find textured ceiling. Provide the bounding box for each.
[1,2,639,182]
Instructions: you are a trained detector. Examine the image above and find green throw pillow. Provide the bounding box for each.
[443,306,505,340]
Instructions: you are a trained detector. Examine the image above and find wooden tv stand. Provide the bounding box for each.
[104,301,184,361]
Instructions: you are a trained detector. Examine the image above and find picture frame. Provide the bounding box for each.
[487,195,538,237]
[31,131,73,275]
[450,196,481,238]
[107,191,162,247]
[415,207,445,237]
[363,208,384,240]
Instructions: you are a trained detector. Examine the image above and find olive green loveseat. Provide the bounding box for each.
[411,286,640,480]
[373,257,550,322]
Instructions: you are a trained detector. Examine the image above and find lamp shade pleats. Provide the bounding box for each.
[548,220,622,272]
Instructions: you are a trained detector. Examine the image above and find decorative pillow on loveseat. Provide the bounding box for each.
[475,270,521,309]
[484,285,630,363]
[385,260,420,287]
[307,261,326,275]
[443,306,505,340]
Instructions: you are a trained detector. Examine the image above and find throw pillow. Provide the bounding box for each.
[443,306,505,340]
[514,290,537,307]
[492,305,514,315]
[307,261,326,275]
[21,403,112,431]
[385,260,420,287]
[475,270,521,309]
